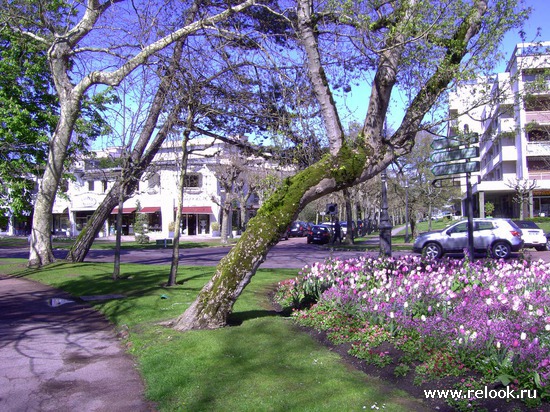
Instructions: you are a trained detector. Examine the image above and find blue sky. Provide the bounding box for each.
[341,0,549,131]
[499,0,549,69]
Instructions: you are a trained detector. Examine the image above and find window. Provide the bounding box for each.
[184,174,200,188]
[148,173,160,188]
[450,223,467,234]
[102,180,108,192]
[88,180,95,191]
[476,222,494,231]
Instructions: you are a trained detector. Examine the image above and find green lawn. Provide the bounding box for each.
[0,259,426,411]
[0,236,236,250]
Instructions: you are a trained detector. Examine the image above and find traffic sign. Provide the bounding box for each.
[431,161,480,176]
[430,147,479,163]
[431,133,479,150]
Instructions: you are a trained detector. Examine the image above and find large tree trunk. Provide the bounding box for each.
[171,158,337,330]
[29,102,80,267]
[171,0,487,330]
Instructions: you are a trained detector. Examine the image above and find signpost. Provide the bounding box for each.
[430,147,479,163]
[431,161,480,176]
[430,133,480,258]
[431,133,479,150]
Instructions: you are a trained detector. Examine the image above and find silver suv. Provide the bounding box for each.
[412,218,523,259]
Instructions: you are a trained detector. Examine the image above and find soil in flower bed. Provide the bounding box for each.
[296,324,548,412]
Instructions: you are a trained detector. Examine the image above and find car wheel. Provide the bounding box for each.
[423,242,442,259]
[492,241,511,259]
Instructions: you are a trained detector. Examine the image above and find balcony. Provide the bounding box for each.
[501,145,518,161]
[528,170,550,181]
[525,111,550,124]
[526,142,550,157]
[499,117,516,133]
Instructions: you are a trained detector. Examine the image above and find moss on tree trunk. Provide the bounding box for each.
[171,148,371,330]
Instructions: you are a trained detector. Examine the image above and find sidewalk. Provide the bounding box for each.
[0,274,154,411]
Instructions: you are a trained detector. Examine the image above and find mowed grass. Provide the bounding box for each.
[0,259,425,412]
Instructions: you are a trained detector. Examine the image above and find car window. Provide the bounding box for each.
[476,221,494,231]
[449,222,467,234]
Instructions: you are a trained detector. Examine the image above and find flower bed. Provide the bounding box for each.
[274,255,550,410]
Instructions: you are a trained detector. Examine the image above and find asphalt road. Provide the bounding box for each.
[2,236,549,268]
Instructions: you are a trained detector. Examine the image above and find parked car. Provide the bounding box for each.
[513,220,547,251]
[307,225,332,244]
[340,221,356,237]
[289,221,308,237]
[412,218,523,259]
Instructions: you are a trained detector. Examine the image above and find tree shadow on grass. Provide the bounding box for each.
[227,309,284,326]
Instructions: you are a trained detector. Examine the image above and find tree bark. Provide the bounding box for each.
[29,102,80,266]
[168,130,191,286]
[343,188,354,245]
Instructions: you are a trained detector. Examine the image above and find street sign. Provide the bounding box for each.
[431,161,480,176]
[430,147,479,163]
[431,177,462,188]
[431,133,479,150]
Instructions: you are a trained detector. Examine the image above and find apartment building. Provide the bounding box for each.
[449,41,550,218]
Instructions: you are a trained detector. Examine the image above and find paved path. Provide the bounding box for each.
[0,274,154,412]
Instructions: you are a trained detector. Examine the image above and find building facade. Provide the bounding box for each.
[449,42,550,218]
[4,138,285,238]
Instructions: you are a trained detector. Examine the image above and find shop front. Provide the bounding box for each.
[109,207,136,235]
[179,206,212,235]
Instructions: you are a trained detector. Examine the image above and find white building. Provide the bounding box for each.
[449,41,550,218]
[34,137,287,239]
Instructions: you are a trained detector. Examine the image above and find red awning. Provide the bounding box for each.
[111,207,136,214]
[179,206,213,214]
[140,206,161,213]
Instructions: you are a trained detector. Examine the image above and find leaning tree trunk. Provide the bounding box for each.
[170,0,486,331]
[171,154,356,330]
[65,179,134,262]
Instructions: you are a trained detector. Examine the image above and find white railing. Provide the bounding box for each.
[526,142,550,156]
[525,111,550,124]
[528,171,550,181]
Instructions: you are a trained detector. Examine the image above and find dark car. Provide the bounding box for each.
[307,225,332,244]
[289,221,308,237]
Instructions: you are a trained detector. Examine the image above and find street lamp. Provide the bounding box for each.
[404,179,410,243]
[379,169,393,257]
